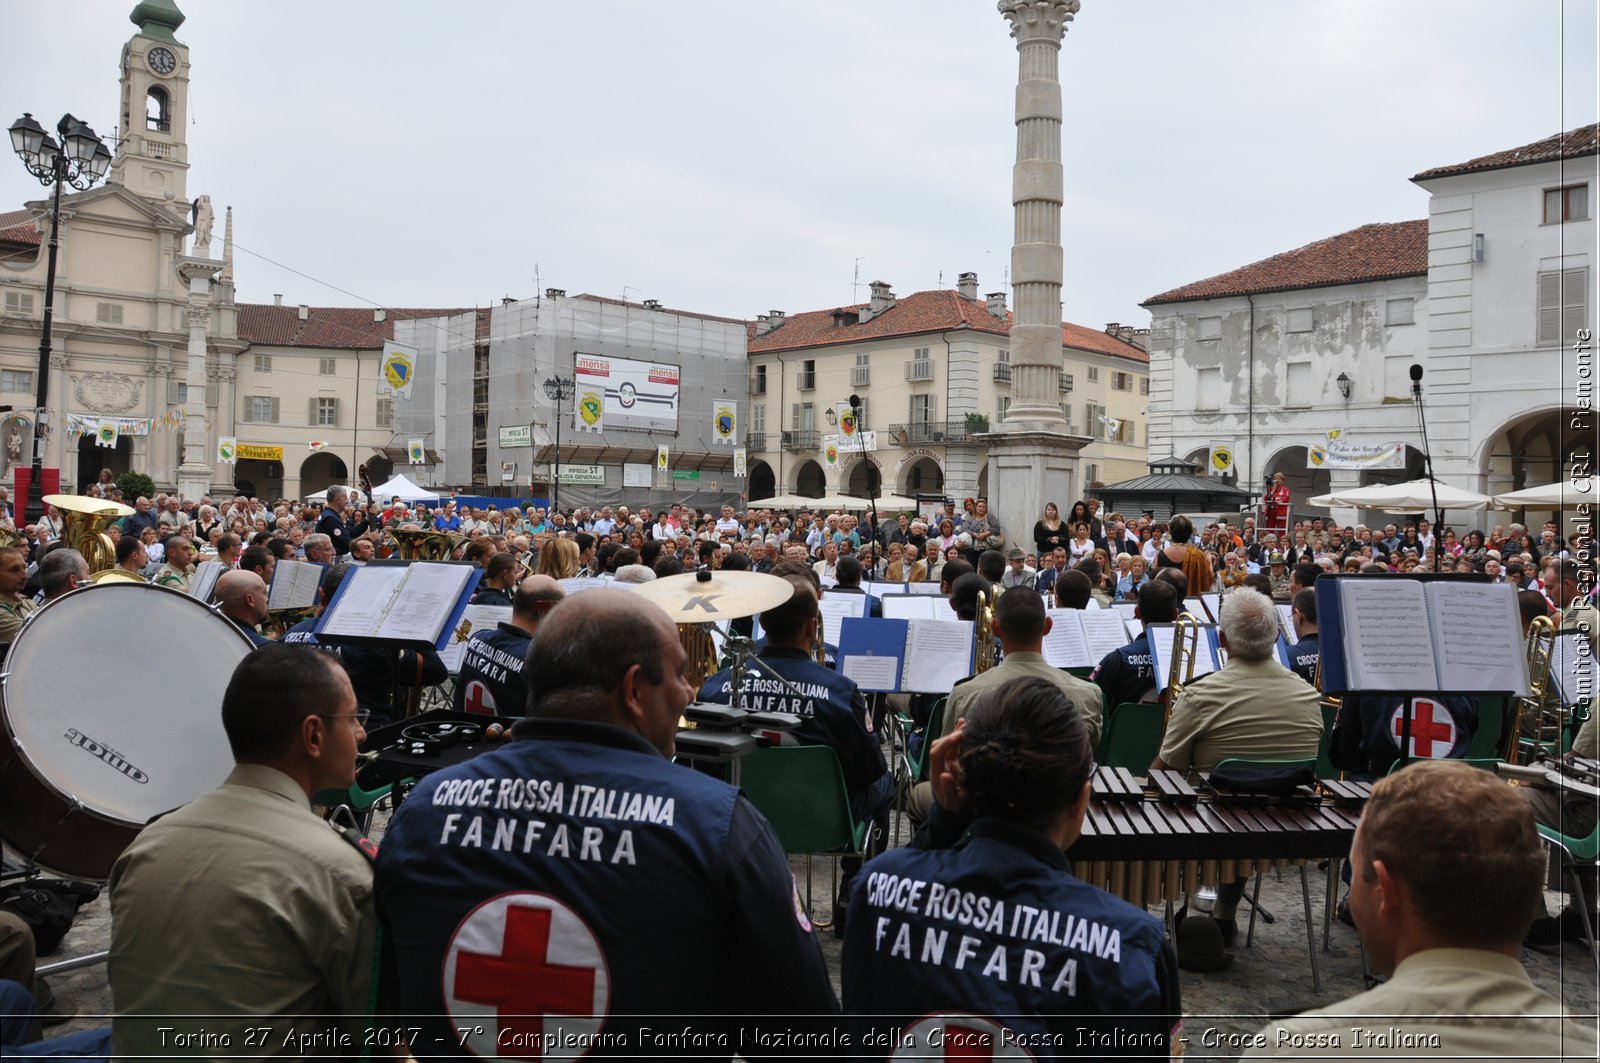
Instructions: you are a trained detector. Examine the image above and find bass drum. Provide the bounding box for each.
[0,582,253,880]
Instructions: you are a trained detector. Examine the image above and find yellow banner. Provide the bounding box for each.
[236,444,283,461]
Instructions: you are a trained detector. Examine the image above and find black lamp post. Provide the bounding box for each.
[9,113,111,521]
[541,375,574,515]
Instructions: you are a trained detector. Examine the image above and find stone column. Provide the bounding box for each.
[985,0,1090,538]
[175,255,223,502]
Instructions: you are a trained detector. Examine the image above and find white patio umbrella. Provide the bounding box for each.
[1306,477,1501,512]
[1493,482,1590,508]
[746,494,818,509]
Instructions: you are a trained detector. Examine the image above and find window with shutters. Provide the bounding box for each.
[909,394,936,424]
[319,357,338,375]
[1543,185,1589,224]
[1537,268,1589,346]
[1140,377,1150,396]
[0,370,32,393]
[1087,366,1100,383]
[751,405,766,432]
[1112,371,1132,391]
[996,396,1010,422]
[314,397,339,426]
[253,354,272,372]
[2,292,34,317]
[791,403,815,431]
[375,397,393,428]
[95,302,124,324]
[244,396,279,423]
[168,381,216,406]
[1085,402,1106,438]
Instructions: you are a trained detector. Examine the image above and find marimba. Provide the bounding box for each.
[1069,767,1372,909]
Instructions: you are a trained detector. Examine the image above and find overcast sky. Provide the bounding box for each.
[6,1,1596,329]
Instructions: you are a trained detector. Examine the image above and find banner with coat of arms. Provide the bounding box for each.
[712,401,737,446]
[408,438,427,465]
[1209,442,1235,476]
[217,436,237,464]
[376,341,418,401]
[1307,431,1407,470]
[836,402,858,438]
[573,385,604,433]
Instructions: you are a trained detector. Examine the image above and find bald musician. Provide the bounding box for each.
[375,590,837,1055]
[454,574,564,717]
[215,569,271,647]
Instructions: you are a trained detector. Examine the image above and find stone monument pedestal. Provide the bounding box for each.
[979,428,1091,544]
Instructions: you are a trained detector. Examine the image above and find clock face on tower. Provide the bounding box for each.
[146,46,177,76]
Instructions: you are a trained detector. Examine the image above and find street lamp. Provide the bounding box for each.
[9,112,111,521]
[541,375,574,515]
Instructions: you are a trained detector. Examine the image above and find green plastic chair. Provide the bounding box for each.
[1536,820,1600,957]
[1097,702,1163,770]
[741,743,869,928]
[1464,696,1508,761]
[314,778,400,834]
[1213,756,1325,993]
[1314,702,1340,779]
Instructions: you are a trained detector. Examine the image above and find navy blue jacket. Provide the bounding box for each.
[699,646,887,816]
[374,718,837,1058]
[842,817,1181,1058]
[453,620,532,717]
[316,505,369,556]
[1330,693,1479,775]
[1091,630,1157,708]
[1287,632,1320,685]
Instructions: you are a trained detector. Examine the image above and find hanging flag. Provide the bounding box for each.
[216,436,237,463]
[733,447,747,478]
[308,440,329,453]
[1209,442,1235,476]
[377,341,418,400]
[407,438,427,465]
[824,441,840,470]
[712,401,737,446]
[1099,415,1123,439]
[656,445,670,472]
[574,385,604,433]
[836,402,858,437]
[96,421,119,449]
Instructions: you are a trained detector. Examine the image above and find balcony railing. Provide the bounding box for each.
[1059,372,1073,392]
[745,431,767,452]
[782,429,820,450]
[884,420,976,446]
[992,363,1012,383]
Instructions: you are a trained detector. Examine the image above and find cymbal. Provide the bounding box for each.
[630,569,794,621]
[43,494,134,519]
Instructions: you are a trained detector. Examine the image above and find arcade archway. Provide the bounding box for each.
[300,452,348,498]
[748,460,775,501]
[794,459,825,499]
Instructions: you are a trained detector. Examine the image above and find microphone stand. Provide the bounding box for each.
[1410,365,1445,573]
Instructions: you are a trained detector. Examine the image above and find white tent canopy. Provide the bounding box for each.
[368,473,441,504]
[1493,482,1589,508]
[747,494,819,509]
[303,485,365,505]
[1306,478,1501,513]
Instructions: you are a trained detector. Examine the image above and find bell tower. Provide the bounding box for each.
[110,0,190,204]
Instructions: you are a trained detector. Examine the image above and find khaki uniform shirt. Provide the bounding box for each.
[939,650,1105,748]
[0,595,38,645]
[1246,948,1596,1059]
[1159,655,1323,773]
[110,764,375,1058]
[152,562,194,592]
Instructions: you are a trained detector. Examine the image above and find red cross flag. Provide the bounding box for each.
[444,892,610,1059]
[1388,698,1458,759]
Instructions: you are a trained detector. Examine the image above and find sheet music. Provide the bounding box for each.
[1041,609,1094,668]
[882,595,940,621]
[1081,609,1131,662]
[320,565,409,637]
[267,559,323,611]
[904,619,975,694]
[1200,593,1222,623]
[375,563,476,643]
[1113,602,1139,624]
[1183,597,1208,620]
[558,576,609,595]
[439,642,469,674]
[1124,617,1144,642]
[1550,632,1596,707]
[188,560,226,602]
[1337,580,1438,691]
[1277,603,1299,645]
[905,582,944,596]
[1148,623,1221,690]
[1426,581,1529,695]
[817,592,868,648]
[841,654,900,690]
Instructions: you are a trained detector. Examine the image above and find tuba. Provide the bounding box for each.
[1164,611,1205,722]
[1508,614,1558,764]
[45,494,132,575]
[974,589,997,674]
[390,526,467,561]
[680,623,720,692]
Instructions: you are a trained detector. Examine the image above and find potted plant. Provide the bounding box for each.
[964,412,990,434]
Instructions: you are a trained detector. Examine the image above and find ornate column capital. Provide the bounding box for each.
[185,305,213,330]
[209,365,237,383]
[48,352,68,371]
[998,0,1080,43]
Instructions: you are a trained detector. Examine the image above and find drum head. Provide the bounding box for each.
[2,583,251,827]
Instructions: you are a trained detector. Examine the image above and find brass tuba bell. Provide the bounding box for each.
[44,494,133,575]
[389,526,466,561]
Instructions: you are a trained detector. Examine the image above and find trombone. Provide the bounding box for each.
[1164,611,1205,724]
[974,589,997,674]
[1508,614,1559,764]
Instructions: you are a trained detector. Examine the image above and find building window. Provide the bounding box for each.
[1087,366,1099,383]
[1286,307,1313,333]
[1112,371,1132,391]
[1198,316,1222,341]
[751,405,766,432]
[1286,361,1313,407]
[998,348,1010,363]
[799,359,816,390]
[1085,402,1105,438]
[1385,297,1415,326]
[1537,267,1589,346]
[95,302,124,324]
[1060,401,1071,424]
[1544,184,1589,224]
[751,364,767,394]
[319,357,338,375]
[910,393,936,424]
[168,381,215,406]
[244,396,279,423]
[2,292,34,317]
[1139,377,1149,396]
[996,396,1010,422]
[253,354,272,372]
[1196,366,1221,411]
[851,351,871,387]
[914,346,929,359]
[315,397,339,426]
[0,370,32,393]
[375,397,393,428]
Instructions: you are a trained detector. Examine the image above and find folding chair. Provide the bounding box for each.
[1097,702,1163,770]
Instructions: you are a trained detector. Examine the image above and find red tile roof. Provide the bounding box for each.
[746,288,1148,363]
[237,304,485,350]
[1413,123,1600,181]
[0,209,40,247]
[1142,220,1428,307]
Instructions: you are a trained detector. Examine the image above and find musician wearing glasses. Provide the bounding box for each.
[1152,588,1323,942]
[376,590,838,1053]
[1248,761,1594,1058]
[844,677,1182,1055]
[109,647,376,1057]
